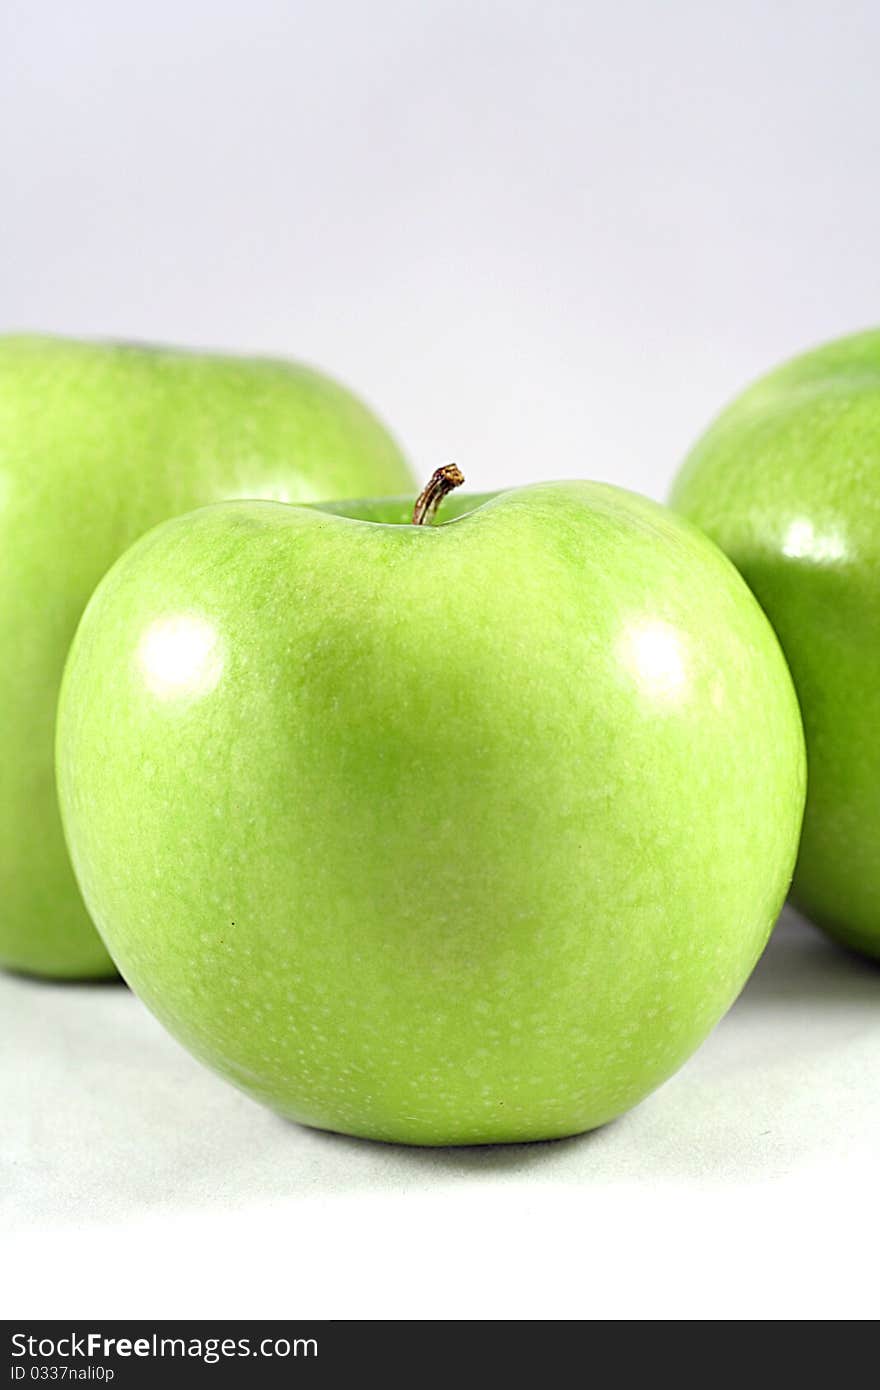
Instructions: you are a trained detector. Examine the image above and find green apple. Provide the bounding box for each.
[671,330,880,958]
[0,333,411,979]
[56,474,805,1144]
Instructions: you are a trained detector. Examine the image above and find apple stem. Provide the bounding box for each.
[411,464,465,526]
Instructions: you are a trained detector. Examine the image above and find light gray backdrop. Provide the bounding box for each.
[4,0,879,498]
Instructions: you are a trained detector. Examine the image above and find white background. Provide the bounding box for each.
[2,0,880,1321]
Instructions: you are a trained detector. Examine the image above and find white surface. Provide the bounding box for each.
[3,2,880,1322]
[3,911,879,1320]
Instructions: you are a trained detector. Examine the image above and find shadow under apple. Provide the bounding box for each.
[735,903,880,1015]
[4,897,878,1235]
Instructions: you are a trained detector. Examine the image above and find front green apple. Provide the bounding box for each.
[670,330,880,958]
[0,334,411,978]
[56,478,805,1144]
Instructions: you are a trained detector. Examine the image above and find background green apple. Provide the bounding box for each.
[0,333,411,979]
[670,330,880,959]
[56,479,805,1144]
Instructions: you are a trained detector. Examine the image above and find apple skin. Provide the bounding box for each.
[670,330,880,959]
[0,334,411,980]
[56,481,805,1144]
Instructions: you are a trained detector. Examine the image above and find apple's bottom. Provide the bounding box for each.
[794,905,880,966]
[0,957,122,985]
[289,1111,615,1149]
[800,911,878,967]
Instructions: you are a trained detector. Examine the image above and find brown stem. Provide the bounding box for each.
[411,464,465,526]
